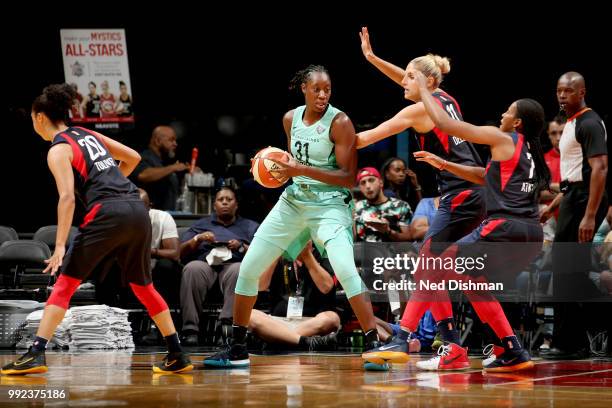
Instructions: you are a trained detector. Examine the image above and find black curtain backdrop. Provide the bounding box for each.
[3,6,609,232]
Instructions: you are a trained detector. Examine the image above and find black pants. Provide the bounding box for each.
[551,186,608,350]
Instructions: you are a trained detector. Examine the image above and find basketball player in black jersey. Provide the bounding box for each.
[397,71,549,372]
[358,27,486,365]
[1,84,192,375]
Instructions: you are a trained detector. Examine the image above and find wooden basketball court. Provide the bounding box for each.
[1,349,612,406]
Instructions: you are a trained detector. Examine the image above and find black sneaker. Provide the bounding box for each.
[483,348,534,372]
[1,347,47,375]
[204,343,249,368]
[152,352,194,373]
[303,332,338,351]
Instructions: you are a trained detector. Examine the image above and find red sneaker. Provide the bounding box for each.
[416,343,470,371]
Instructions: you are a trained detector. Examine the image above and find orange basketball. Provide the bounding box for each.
[251,146,290,188]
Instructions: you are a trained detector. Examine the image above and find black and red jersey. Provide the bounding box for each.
[418,91,484,194]
[51,126,139,210]
[484,132,538,219]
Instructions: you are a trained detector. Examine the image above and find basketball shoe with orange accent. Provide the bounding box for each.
[416,343,470,371]
[152,352,194,373]
[361,336,417,366]
[1,347,48,375]
[482,348,534,372]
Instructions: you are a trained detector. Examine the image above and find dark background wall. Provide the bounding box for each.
[3,7,609,232]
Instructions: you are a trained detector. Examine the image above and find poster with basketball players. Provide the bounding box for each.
[60,29,134,130]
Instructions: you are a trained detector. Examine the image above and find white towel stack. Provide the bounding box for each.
[69,305,134,350]
[17,305,134,350]
[17,309,71,349]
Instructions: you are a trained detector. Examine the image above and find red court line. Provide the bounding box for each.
[375,360,564,384]
[485,368,612,388]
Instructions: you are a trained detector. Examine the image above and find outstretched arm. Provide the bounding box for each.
[414,71,513,160]
[356,103,430,149]
[413,150,485,185]
[136,162,189,183]
[360,27,406,86]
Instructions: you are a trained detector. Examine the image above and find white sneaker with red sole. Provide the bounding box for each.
[416,343,470,371]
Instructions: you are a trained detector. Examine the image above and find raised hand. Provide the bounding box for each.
[359,27,375,60]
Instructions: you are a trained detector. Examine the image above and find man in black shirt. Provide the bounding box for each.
[131,126,189,210]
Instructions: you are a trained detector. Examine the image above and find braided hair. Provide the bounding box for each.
[288,65,329,91]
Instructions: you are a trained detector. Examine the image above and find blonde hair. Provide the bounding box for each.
[410,54,451,88]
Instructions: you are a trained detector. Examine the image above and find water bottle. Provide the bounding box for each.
[175,179,192,213]
[175,194,184,212]
[182,181,192,213]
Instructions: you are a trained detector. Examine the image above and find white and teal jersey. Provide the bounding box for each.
[290,104,341,186]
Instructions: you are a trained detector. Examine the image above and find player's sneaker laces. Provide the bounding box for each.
[1,347,48,375]
[204,343,250,368]
[416,342,470,371]
[482,344,506,368]
[482,348,534,372]
[152,352,193,373]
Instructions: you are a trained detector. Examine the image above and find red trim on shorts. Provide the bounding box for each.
[499,133,524,191]
[480,218,506,238]
[61,133,88,180]
[80,203,102,228]
[450,189,472,212]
